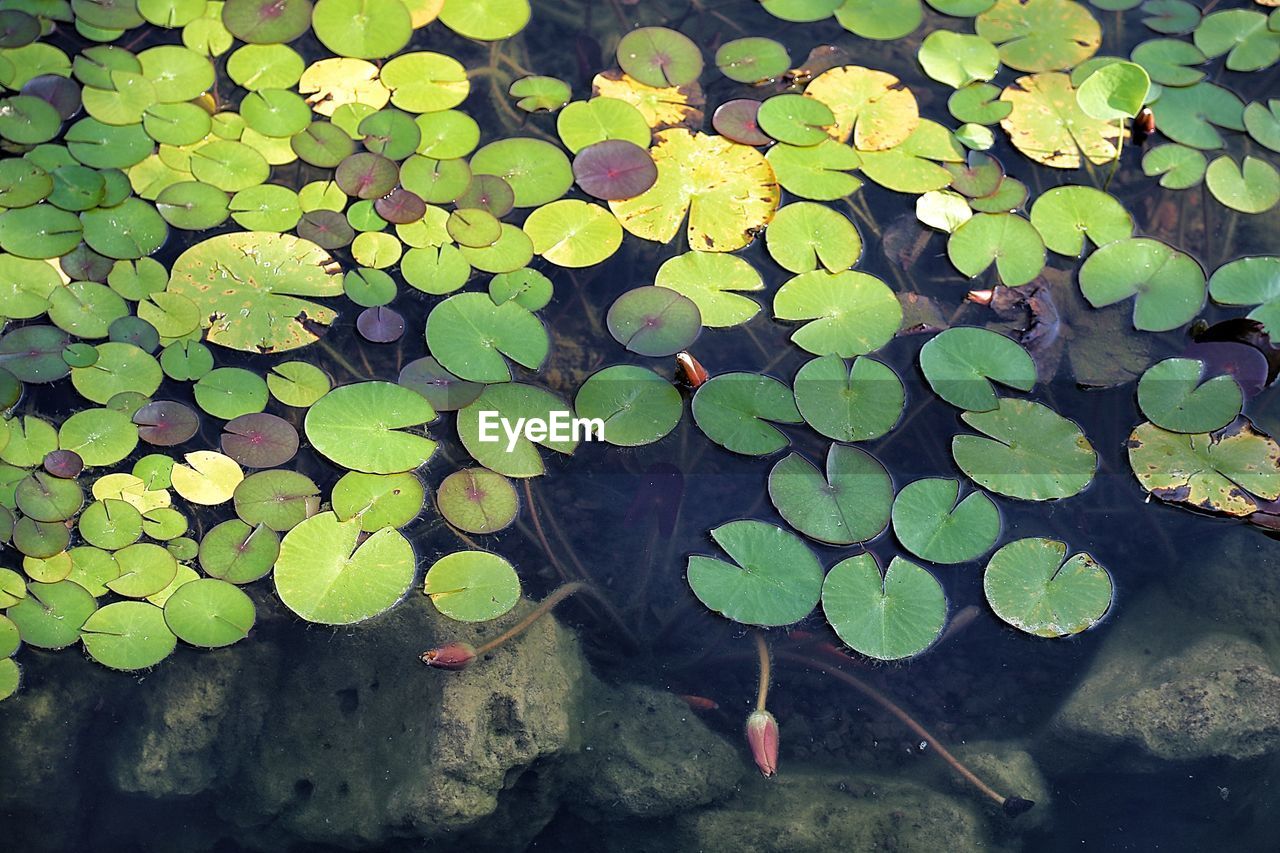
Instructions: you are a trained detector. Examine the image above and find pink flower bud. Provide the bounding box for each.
[419,641,477,670]
[745,709,779,778]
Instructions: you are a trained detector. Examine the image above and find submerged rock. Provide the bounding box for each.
[1051,589,1280,765]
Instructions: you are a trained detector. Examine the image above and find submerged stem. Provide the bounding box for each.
[755,632,771,712]
[475,581,588,656]
[774,651,1033,816]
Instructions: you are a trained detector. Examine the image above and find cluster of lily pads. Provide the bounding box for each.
[0,0,1277,702]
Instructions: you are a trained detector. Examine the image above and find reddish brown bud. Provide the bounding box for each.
[675,351,710,389]
[420,641,477,670]
[966,289,995,306]
[745,710,779,777]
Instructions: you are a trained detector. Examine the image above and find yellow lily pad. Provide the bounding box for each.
[1000,73,1121,168]
[171,451,244,506]
[592,71,704,130]
[609,129,780,253]
[804,65,919,151]
[298,58,390,118]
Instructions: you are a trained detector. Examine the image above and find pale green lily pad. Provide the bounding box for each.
[948,213,1045,286]
[953,398,1097,500]
[80,600,175,670]
[767,444,892,545]
[163,577,255,647]
[1029,186,1134,256]
[424,551,520,622]
[275,511,415,624]
[1078,237,1205,331]
[654,251,762,327]
[1207,256,1280,336]
[305,382,437,475]
[983,537,1112,637]
[774,270,901,357]
[456,383,578,477]
[1141,143,1207,189]
[792,355,904,442]
[7,579,96,649]
[1205,155,1280,214]
[426,292,548,382]
[1137,358,1243,434]
[765,202,861,274]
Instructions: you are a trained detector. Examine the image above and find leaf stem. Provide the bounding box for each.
[475,581,587,656]
[755,632,771,712]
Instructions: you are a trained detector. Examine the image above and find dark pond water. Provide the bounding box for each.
[4,0,1280,851]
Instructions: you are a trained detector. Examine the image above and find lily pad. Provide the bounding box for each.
[691,372,803,456]
[1127,420,1280,516]
[275,511,415,624]
[953,398,1097,500]
[436,468,518,534]
[163,577,255,647]
[426,292,548,382]
[918,30,1000,89]
[1000,73,1121,168]
[233,470,320,532]
[765,202,861,274]
[1076,60,1150,120]
[919,326,1037,411]
[1207,256,1280,336]
[456,383,578,477]
[983,537,1112,637]
[171,451,244,506]
[199,519,279,583]
[617,26,703,88]
[332,471,424,531]
[687,520,823,627]
[423,551,520,622]
[305,381,437,474]
[821,554,946,660]
[221,413,299,468]
[891,478,1000,564]
[1078,237,1205,331]
[574,365,682,447]
[572,140,658,201]
[1137,358,1243,434]
[606,287,701,357]
[792,355,904,442]
[1148,81,1244,150]
[948,213,1045,286]
[976,0,1101,72]
[767,444,892,545]
[804,65,919,150]
[1205,155,1280,214]
[774,270,901,357]
[80,601,175,670]
[654,251,762,328]
[524,200,623,268]
[7,579,96,648]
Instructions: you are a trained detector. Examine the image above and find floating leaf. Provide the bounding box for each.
[275,511,415,624]
[919,326,1036,411]
[835,0,924,40]
[220,413,299,468]
[765,202,861,274]
[456,383,578,477]
[774,270,901,357]
[574,365,682,447]
[233,470,320,532]
[1075,61,1150,120]
[1127,420,1280,516]
[976,0,1101,72]
[804,65,919,150]
[984,537,1112,637]
[715,37,791,83]
[918,30,1000,89]
[170,451,243,506]
[1193,9,1279,72]
[947,213,1045,286]
[200,520,279,583]
[509,76,570,112]
[953,398,1096,500]
[821,554,945,660]
[687,520,823,627]
[1028,186,1133,256]
[332,471,424,531]
[891,478,1000,564]
[1205,155,1280,214]
[1078,237,1205,331]
[999,72,1120,168]
[792,355,904,442]
[435,468,518,534]
[610,129,779,253]
[1207,256,1280,336]
[80,601,175,670]
[757,94,835,146]
[7,579,96,649]
[654,251,762,327]
[163,578,255,648]
[524,200,623,268]
[767,444,892,545]
[424,551,520,622]
[438,0,530,40]
[606,287,701,357]
[305,381,436,474]
[426,292,548,382]
[616,26,703,88]
[572,140,657,201]
[1148,81,1244,150]
[1137,358,1243,434]
[691,372,803,456]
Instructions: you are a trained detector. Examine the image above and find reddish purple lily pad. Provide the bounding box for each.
[134,401,200,446]
[398,356,483,411]
[616,26,704,88]
[22,74,81,119]
[335,152,398,199]
[455,175,515,217]
[221,0,313,45]
[296,209,354,249]
[374,186,426,224]
[0,326,70,383]
[607,286,702,357]
[712,99,771,146]
[573,140,658,201]
[1195,318,1280,388]
[1181,341,1269,399]
[357,306,405,343]
[221,412,299,468]
[43,449,83,479]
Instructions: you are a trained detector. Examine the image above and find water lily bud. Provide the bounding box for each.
[745,709,779,777]
[420,641,477,670]
[966,289,995,306]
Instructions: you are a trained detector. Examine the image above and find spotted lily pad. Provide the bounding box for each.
[976,0,1101,72]
[1000,73,1121,168]
[1127,420,1280,517]
[983,537,1112,637]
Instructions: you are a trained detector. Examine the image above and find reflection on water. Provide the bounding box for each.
[5,0,1280,850]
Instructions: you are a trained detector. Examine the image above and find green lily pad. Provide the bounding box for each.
[607,287,701,358]
[435,468,518,535]
[767,444,892,545]
[774,270,901,357]
[423,288,546,373]
[654,251,762,328]
[163,577,255,647]
[1029,186,1134,256]
[1207,256,1280,336]
[1194,9,1279,72]
[715,37,790,83]
[617,26,703,88]
[918,30,1000,89]
[1127,419,1280,516]
[834,0,923,40]
[456,383,578,477]
[948,213,1045,286]
[275,511,415,624]
[1141,143,1207,188]
[953,398,1097,500]
[983,537,1112,637]
[766,138,863,200]
[765,202,861,274]
[523,199,622,268]
[574,365,682,447]
[821,553,946,660]
[919,327,1036,412]
[1137,358,1243,434]
[199,519,279,583]
[106,542,177,598]
[1076,60,1150,120]
[438,0,530,41]
[892,478,1000,564]
[80,600,175,670]
[687,519,823,627]
[1205,155,1280,214]
[312,0,410,59]
[1131,38,1206,87]
[233,470,320,532]
[509,76,570,113]
[792,355,904,442]
[332,471,424,531]
[691,372,803,456]
[757,94,835,146]
[1148,81,1244,150]
[305,381,437,475]
[1244,99,1280,153]
[424,550,520,622]
[470,137,572,208]
[1078,237,1205,331]
[7,579,96,648]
